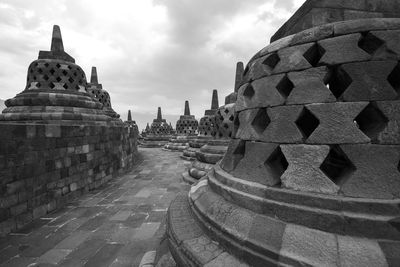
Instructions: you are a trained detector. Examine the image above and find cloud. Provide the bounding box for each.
[0,0,305,130]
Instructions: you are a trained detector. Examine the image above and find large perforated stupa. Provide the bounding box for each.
[166,1,400,266]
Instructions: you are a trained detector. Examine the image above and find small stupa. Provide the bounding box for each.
[182,63,242,183]
[86,67,120,119]
[140,107,173,147]
[164,101,198,151]
[124,110,139,135]
[181,90,219,161]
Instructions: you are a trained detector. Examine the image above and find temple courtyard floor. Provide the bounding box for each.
[0,148,190,267]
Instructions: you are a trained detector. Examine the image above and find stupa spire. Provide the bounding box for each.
[211,89,219,110]
[157,107,162,120]
[127,110,132,121]
[184,101,190,116]
[234,62,244,92]
[90,67,99,84]
[50,25,64,52]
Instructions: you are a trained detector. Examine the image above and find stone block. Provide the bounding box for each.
[338,61,398,101]
[260,34,294,57]
[367,30,400,60]
[262,105,304,143]
[290,23,334,46]
[248,215,286,261]
[236,75,286,111]
[235,109,265,141]
[338,235,388,267]
[281,144,340,194]
[340,144,400,199]
[183,235,224,265]
[306,102,370,144]
[318,33,371,65]
[280,224,338,266]
[375,101,400,144]
[243,54,275,82]
[333,18,400,36]
[273,43,315,73]
[233,142,281,186]
[286,67,336,104]
[45,125,61,138]
[379,240,400,266]
[220,140,246,173]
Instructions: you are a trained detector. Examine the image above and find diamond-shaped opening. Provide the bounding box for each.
[43,74,49,81]
[265,146,288,184]
[36,82,41,88]
[56,77,62,82]
[44,63,49,67]
[67,65,72,70]
[276,75,294,98]
[68,77,74,83]
[223,123,229,129]
[63,83,69,89]
[38,68,43,74]
[62,70,68,76]
[251,108,270,134]
[49,82,55,89]
[262,53,280,70]
[224,108,229,114]
[388,62,400,95]
[295,107,320,139]
[56,63,61,68]
[326,66,353,99]
[243,84,255,99]
[49,68,56,75]
[358,32,385,55]
[303,43,325,67]
[320,145,355,185]
[229,115,234,121]
[354,102,388,141]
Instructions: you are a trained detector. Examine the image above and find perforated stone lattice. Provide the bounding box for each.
[198,116,216,137]
[26,59,86,91]
[176,118,198,135]
[215,104,235,139]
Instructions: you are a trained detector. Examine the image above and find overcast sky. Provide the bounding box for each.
[0,0,305,129]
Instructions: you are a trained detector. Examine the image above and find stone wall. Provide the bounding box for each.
[0,122,138,235]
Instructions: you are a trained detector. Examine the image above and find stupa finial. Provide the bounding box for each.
[184,101,190,116]
[90,67,98,84]
[157,107,162,120]
[211,90,219,110]
[128,110,132,121]
[234,62,244,92]
[51,25,64,52]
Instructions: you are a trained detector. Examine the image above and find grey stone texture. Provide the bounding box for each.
[168,13,400,267]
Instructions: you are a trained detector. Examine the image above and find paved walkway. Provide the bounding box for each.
[0,148,190,267]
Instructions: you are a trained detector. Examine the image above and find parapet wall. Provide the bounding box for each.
[0,122,138,235]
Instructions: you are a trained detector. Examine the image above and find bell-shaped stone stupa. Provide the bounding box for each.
[181,90,219,161]
[166,1,400,265]
[141,107,174,148]
[164,101,198,151]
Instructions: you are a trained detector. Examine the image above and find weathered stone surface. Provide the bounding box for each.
[233,142,281,186]
[306,102,370,144]
[274,43,315,73]
[236,75,286,111]
[340,144,400,199]
[339,61,398,101]
[338,236,388,267]
[281,144,340,194]
[259,34,294,57]
[286,67,336,104]
[220,140,246,173]
[290,23,334,45]
[318,33,371,65]
[376,101,400,144]
[204,252,248,267]
[280,224,338,267]
[334,18,400,36]
[234,109,262,141]
[262,105,305,143]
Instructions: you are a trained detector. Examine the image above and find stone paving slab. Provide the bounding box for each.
[0,148,190,267]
